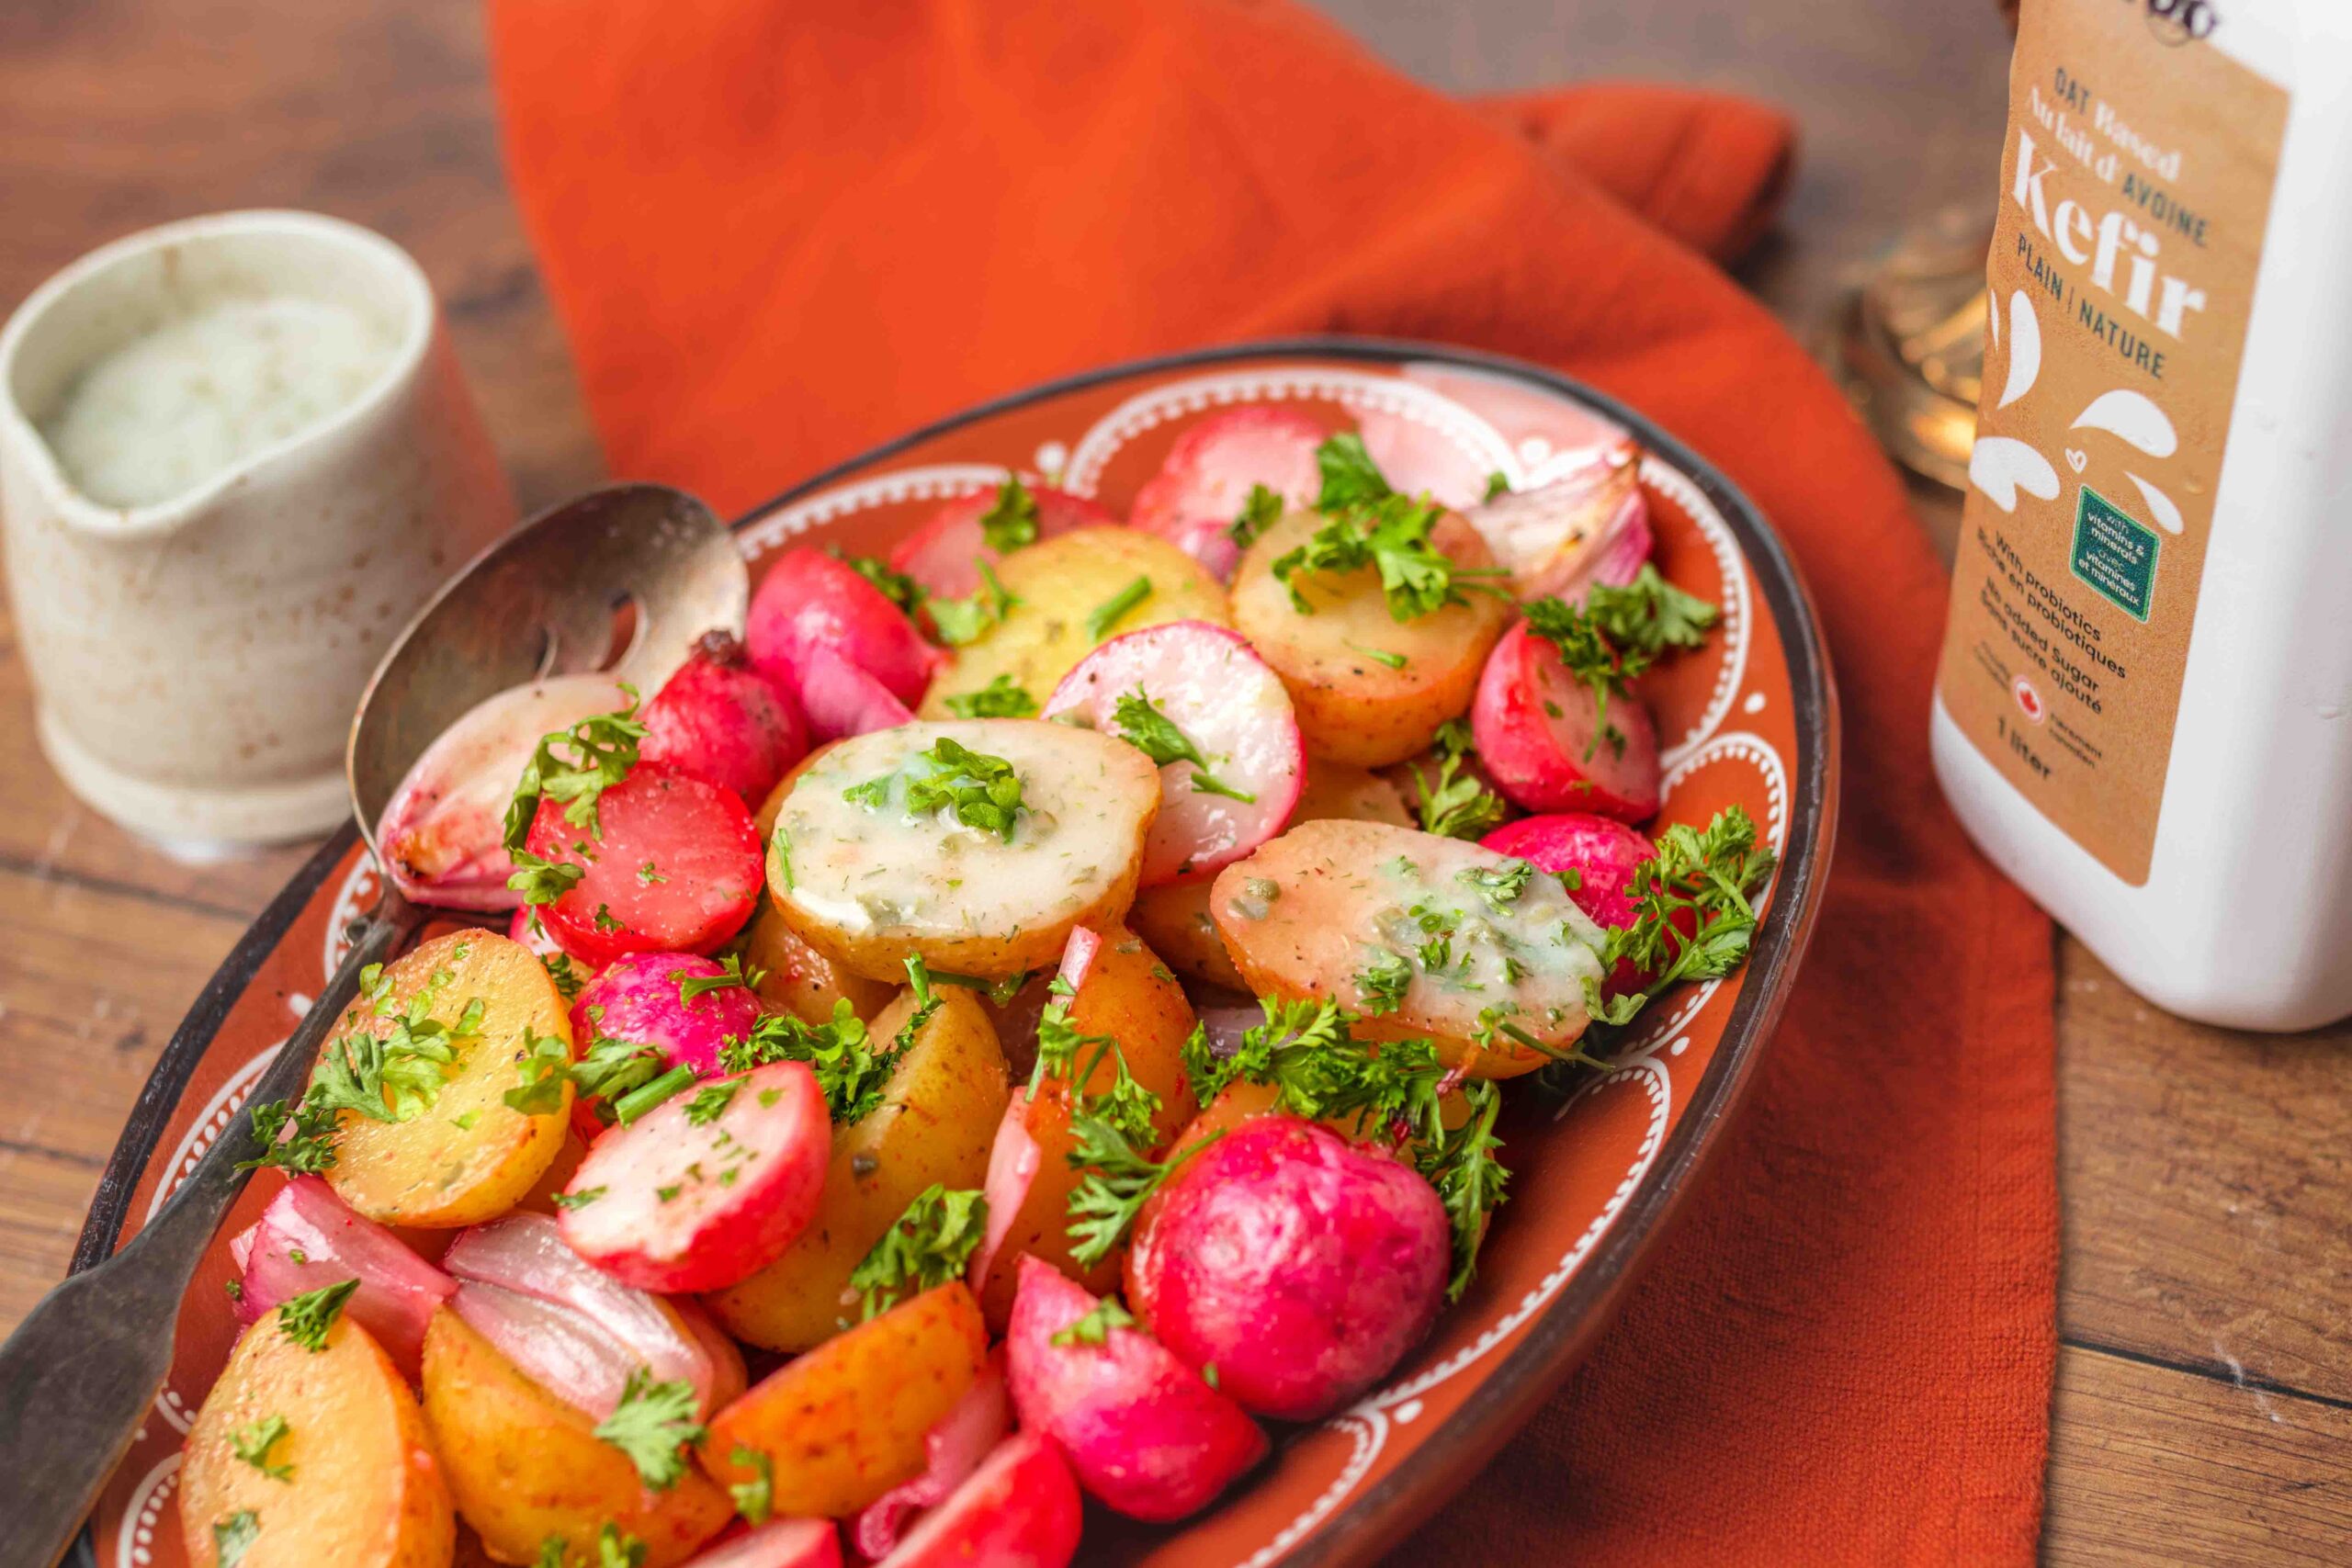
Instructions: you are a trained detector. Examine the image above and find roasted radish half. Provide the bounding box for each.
[525,764,765,967]
[1043,621,1304,886]
[1128,406,1327,581]
[1470,620,1661,820]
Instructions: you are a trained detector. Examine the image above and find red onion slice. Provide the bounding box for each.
[851,1352,1012,1560]
[443,1212,715,1410]
[448,1280,642,1420]
[234,1176,455,1380]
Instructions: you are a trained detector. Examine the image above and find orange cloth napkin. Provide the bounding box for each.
[488,2,2058,1561]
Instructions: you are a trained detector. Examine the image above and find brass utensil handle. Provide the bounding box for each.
[0,892,422,1568]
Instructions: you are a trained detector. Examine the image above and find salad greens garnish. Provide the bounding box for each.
[502,690,647,860]
[846,1184,989,1320]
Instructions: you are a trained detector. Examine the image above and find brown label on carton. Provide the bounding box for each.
[1936,0,2287,885]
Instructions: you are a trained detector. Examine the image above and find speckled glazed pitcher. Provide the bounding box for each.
[0,210,514,848]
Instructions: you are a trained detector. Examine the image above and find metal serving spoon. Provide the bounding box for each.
[0,482,747,1568]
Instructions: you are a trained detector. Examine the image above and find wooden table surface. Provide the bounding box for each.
[1,2,2344,1561]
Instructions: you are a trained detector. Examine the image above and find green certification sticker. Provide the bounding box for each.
[2070,486,2159,623]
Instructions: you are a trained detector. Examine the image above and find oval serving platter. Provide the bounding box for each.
[72,338,1836,1568]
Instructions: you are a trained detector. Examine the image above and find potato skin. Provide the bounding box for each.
[1229,509,1511,767]
[418,1309,732,1567]
[741,896,897,1023]
[703,987,1011,1351]
[326,931,572,1228]
[704,1281,990,1519]
[181,1309,454,1568]
[971,928,1200,1329]
[917,527,1230,717]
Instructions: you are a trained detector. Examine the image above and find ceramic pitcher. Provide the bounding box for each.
[0,209,514,848]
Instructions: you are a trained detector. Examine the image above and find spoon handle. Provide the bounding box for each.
[0,893,423,1568]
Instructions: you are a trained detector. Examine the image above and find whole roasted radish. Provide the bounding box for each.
[1125,1115,1449,1420]
[639,630,808,805]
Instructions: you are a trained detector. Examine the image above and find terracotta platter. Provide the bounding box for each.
[71,339,1836,1568]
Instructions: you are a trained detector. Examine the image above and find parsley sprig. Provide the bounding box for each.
[1410,718,1507,840]
[1110,688,1256,803]
[1583,563,1721,659]
[1423,1078,1510,1300]
[846,1184,989,1319]
[977,473,1042,554]
[1583,806,1776,1027]
[676,953,763,1004]
[848,736,1029,841]
[242,964,485,1173]
[502,1028,572,1115]
[502,691,647,857]
[1521,569,1720,761]
[729,1446,775,1524]
[593,1368,707,1490]
[831,547,924,613]
[1050,1294,1139,1348]
[277,1279,358,1353]
[1272,434,1506,621]
[721,954,940,1124]
[1065,1111,1218,1269]
[1227,482,1285,550]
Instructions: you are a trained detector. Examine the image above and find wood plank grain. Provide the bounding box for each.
[2047,1343,2352,1565]
[2056,939,2352,1406]
[0,863,248,1226]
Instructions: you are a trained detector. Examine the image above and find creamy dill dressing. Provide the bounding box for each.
[772,720,1156,952]
[37,295,395,508]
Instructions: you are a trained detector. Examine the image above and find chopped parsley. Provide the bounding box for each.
[1582,563,1721,659]
[1354,949,1413,1015]
[927,558,1020,646]
[1272,434,1506,621]
[502,1028,572,1115]
[551,1186,605,1211]
[567,1031,668,1122]
[1085,575,1155,641]
[944,673,1038,718]
[1065,1112,1218,1268]
[1422,1078,1510,1300]
[977,473,1041,554]
[682,1079,741,1127]
[831,547,924,613]
[243,967,486,1171]
[1227,482,1285,550]
[213,1510,261,1567]
[1109,688,1255,803]
[230,1414,293,1482]
[1346,641,1408,671]
[593,1368,707,1490]
[846,1185,989,1319]
[676,953,763,1004]
[502,690,646,857]
[1584,806,1776,1027]
[729,1445,775,1524]
[722,998,903,1123]
[276,1279,359,1353]
[598,1523,648,1568]
[1483,470,1511,502]
[1050,1294,1139,1348]
[1411,718,1507,840]
[1459,858,1535,912]
[541,952,587,1002]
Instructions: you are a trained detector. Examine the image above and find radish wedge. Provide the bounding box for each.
[233,1175,455,1381]
[1470,620,1662,820]
[888,480,1114,601]
[793,641,916,741]
[747,547,939,707]
[1005,1255,1266,1522]
[1129,407,1326,581]
[1043,621,1304,886]
[447,1280,647,1421]
[377,673,628,911]
[640,630,809,806]
[851,1352,1012,1560]
[683,1519,843,1568]
[526,763,764,967]
[444,1212,718,1413]
[875,1431,1082,1568]
[558,1061,829,1292]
